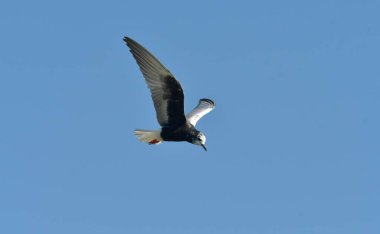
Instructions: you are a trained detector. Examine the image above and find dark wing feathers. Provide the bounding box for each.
[124,37,186,127]
[163,75,186,125]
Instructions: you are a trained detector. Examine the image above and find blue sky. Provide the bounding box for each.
[1,0,379,233]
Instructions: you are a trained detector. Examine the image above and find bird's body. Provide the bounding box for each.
[124,37,215,151]
[161,123,198,142]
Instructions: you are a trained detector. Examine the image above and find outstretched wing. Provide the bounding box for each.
[186,99,215,126]
[124,37,186,127]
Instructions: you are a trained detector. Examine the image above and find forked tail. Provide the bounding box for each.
[134,129,163,145]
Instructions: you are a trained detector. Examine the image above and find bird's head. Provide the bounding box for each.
[191,132,207,151]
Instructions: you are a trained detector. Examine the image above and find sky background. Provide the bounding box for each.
[1,0,379,233]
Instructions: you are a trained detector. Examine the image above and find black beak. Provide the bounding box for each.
[201,144,207,151]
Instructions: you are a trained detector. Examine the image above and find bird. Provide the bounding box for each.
[124,36,215,151]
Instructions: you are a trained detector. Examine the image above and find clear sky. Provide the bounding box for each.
[1,0,379,233]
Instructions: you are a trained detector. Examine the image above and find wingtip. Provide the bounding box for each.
[123,36,138,46]
[123,36,130,44]
[200,98,215,107]
[123,36,143,51]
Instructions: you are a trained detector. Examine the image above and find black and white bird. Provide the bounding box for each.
[124,36,215,151]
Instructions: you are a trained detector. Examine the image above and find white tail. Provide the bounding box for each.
[134,129,163,145]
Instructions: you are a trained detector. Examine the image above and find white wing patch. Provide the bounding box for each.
[186,99,215,126]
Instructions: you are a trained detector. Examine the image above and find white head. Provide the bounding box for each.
[192,132,207,151]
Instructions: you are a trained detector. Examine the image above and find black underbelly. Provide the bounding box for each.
[161,125,192,142]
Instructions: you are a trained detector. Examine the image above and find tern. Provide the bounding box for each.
[124,36,215,151]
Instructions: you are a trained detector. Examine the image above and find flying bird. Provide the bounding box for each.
[124,36,215,151]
